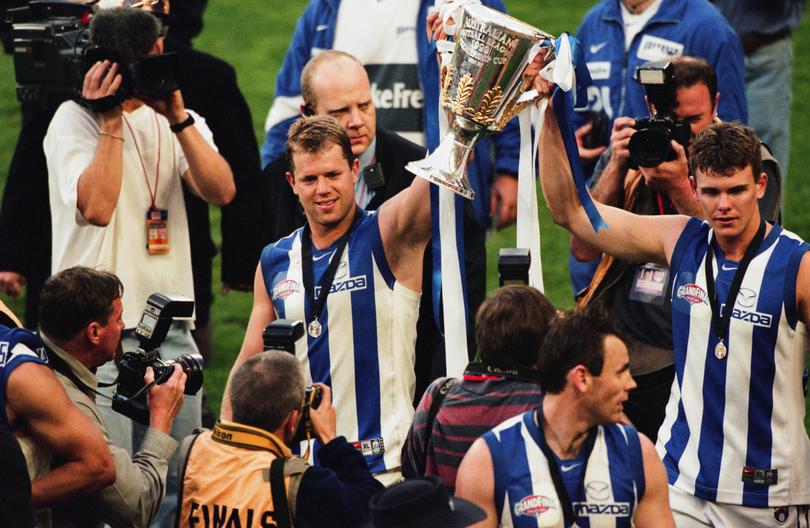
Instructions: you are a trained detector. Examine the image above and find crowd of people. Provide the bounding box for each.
[0,0,807,527]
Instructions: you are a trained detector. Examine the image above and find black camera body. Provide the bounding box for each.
[112,293,203,425]
[262,319,321,443]
[8,0,180,108]
[498,248,531,287]
[628,61,691,169]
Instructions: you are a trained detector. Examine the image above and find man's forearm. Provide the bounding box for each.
[591,160,627,207]
[177,124,235,206]
[32,460,114,507]
[76,119,124,226]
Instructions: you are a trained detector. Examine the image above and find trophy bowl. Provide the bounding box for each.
[408,4,554,199]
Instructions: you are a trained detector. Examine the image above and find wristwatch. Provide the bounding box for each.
[170,114,195,134]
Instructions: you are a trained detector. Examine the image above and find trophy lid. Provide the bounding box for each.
[463,3,552,41]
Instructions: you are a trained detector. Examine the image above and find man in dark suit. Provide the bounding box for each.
[262,50,477,399]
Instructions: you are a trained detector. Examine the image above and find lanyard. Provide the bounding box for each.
[122,110,162,209]
[534,401,597,528]
[301,208,361,337]
[704,219,766,360]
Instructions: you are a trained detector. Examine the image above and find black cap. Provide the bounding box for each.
[365,476,486,528]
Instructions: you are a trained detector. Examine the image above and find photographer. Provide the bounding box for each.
[570,56,781,441]
[177,351,383,528]
[36,266,186,528]
[43,5,233,493]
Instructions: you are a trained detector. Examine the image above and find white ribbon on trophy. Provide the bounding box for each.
[436,35,469,377]
[513,35,577,291]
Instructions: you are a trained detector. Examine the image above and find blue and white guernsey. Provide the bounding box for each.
[659,218,810,506]
[261,210,420,473]
[484,410,645,527]
[0,326,49,430]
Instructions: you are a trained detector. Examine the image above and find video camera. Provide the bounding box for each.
[628,61,691,169]
[263,319,322,443]
[8,0,179,108]
[112,293,203,425]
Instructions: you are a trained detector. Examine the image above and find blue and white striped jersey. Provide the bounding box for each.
[659,218,810,506]
[0,326,48,431]
[484,410,644,528]
[261,210,419,473]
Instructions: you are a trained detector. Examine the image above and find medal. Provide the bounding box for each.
[308,319,322,338]
[714,340,727,360]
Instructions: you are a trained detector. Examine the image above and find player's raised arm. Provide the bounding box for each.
[538,98,687,266]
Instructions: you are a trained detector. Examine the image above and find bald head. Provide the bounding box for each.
[300,51,376,155]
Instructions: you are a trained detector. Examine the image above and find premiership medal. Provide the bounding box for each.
[715,340,727,360]
[308,319,322,338]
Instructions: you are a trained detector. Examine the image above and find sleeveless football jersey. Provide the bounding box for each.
[261,210,419,473]
[484,410,644,527]
[0,326,49,430]
[659,218,810,506]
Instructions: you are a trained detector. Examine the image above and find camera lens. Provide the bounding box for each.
[173,354,204,395]
[629,127,672,168]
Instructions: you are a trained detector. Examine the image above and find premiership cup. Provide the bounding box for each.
[408,4,554,199]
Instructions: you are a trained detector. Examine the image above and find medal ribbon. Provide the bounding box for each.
[123,110,162,209]
[301,208,362,331]
[534,399,597,528]
[704,219,766,356]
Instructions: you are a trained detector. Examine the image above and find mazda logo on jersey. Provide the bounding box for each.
[314,275,368,296]
[573,502,631,517]
[735,287,757,308]
[365,64,423,133]
[585,481,610,501]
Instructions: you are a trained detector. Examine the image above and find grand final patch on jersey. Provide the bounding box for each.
[271,278,300,300]
[513,495,560,519]
[636,35,684,62]
[676,283,708,305]
[365,64,423,133]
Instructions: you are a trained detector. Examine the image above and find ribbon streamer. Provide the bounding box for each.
[550,34,606,233]
[432,25,469,377]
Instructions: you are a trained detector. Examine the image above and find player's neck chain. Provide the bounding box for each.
[705,219,766,360]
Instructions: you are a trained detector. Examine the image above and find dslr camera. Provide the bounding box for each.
[263,319,322,443]
[8,0,179,108]
[112,293,203,425]
[628,61,691,169]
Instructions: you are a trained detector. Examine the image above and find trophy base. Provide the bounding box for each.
[407,163,476,200]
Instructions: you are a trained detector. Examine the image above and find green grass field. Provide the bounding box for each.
[0,1,808,424]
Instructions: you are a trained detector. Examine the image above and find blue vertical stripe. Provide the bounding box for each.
[741,237,783,506]
[306,243,333,390]
[694,252,731,501]
[485,416,536,528]
[350,214,383,471]
[664,221,709,482]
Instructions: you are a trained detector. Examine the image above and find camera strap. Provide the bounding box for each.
[301,208,362,338]
[704,219,766,360]
[42,341,113,401]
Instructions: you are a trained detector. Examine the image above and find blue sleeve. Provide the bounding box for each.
[260,1,327,166]
[295,437,384,527]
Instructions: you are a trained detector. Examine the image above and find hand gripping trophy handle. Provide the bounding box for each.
[408,4,554,199]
